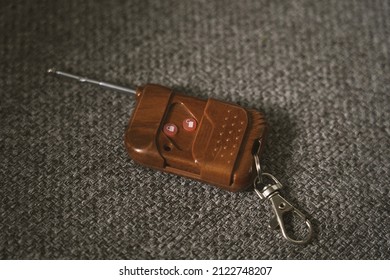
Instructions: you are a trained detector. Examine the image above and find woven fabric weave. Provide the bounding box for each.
[0,0,389,259]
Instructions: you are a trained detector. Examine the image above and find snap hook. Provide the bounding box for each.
[254,172,313,245]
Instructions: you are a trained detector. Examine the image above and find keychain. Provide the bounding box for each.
[47,68,313,244]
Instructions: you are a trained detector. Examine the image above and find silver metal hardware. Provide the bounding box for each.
[47,68,137,95]
[253,139,263,185]
[253,143,313,245]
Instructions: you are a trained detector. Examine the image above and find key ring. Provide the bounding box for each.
[253,140,313,245]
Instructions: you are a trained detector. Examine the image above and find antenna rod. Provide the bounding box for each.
[47,68,137,95]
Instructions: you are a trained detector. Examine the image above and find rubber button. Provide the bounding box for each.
[183,118,197,132]
[163,123,178,137]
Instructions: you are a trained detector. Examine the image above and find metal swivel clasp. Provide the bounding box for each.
[254,173,313,245]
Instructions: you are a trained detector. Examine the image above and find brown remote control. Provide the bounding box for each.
[47,69,314,244]
[48,69,267,192]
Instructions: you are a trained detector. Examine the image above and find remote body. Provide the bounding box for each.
[125,84,267,192]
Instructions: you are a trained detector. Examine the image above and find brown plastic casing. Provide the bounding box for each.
[124,84,267,192]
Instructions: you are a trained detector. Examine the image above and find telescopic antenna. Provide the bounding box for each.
[47,68,137,95]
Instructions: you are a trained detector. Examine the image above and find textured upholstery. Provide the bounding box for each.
[1,0,389,259]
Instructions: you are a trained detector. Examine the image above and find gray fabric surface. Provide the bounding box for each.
[1,0,389,259]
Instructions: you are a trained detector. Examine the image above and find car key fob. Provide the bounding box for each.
[125,84,267,192]
[47,69,314,244]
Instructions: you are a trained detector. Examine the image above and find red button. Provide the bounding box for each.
[183,118,197,132]
[163,123,178,136]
